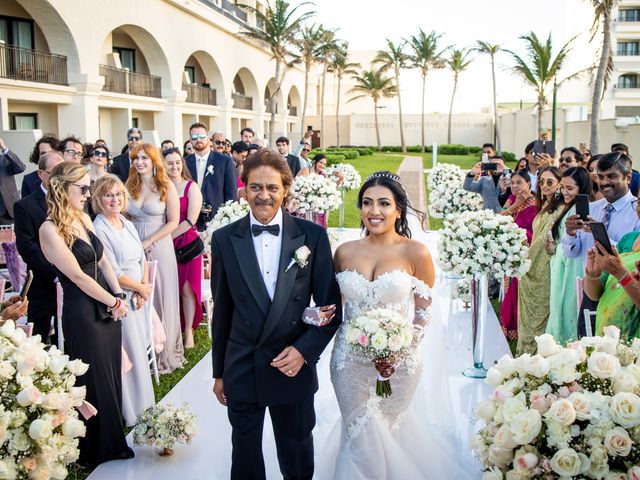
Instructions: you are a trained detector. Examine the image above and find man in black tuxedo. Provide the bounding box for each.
[211,149,341,480]
[109,127,143,183]
[185,122,237,226]
[275,136,301,177]
[14,152,64,342]
[0,137,26,224]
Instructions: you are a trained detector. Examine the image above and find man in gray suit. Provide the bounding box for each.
[0,138,26,224]
[462,156,507,213]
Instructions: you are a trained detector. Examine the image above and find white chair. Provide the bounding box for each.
[145,260,160,385]
[56,282,64,352]
[583,309,596,337]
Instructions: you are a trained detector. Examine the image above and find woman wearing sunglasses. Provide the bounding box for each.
[89,145,110,185]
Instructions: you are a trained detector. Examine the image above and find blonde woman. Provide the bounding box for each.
[39,162,133,467]
[164,148,203,349]
[125,143,184,372]
[92,175,155,425]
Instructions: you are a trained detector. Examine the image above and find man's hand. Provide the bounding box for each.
[213,378,227,406]
[271,346,305,377]
[470,162,482,176]
[303,129,313,140]
[564,214,584,236]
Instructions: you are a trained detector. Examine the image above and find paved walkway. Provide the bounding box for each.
[396,155,429,229]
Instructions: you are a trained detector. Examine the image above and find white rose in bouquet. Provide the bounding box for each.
[535,333,560,358]
[510,409,542,445]
[612,369,639,394]
[546,399,577,426]
[610,392,640,428]
[426,163,465,191]
[603,426,632,457]
[291,174,342,215]
[325,163,361,190]
[201,199,250,254]
[588,352,621,379]
[550,448,590,477]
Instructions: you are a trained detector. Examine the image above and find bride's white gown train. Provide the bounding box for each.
[317,269,470,480]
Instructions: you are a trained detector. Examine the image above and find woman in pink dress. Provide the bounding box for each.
[164,148,203,349]
[499,170,537,341]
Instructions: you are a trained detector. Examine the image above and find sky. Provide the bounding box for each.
[312,0,598,114]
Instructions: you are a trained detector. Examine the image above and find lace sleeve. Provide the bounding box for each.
[411,277,432,337]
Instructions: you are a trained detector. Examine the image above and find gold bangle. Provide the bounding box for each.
[585,273,601,280]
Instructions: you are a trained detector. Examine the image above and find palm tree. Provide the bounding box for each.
[347,69,398,150]
[317,27,340,149]
[587,0,615,154]
[406,29,447,152]
[374,39,409,152]
[507,32,577,137]
[328,42,360,147]
[238,0,313,145]
[295,23,324,136]
[475,41,502,152]
[446,48,473,144]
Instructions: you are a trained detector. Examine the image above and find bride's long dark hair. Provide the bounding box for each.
[357,171,427,238]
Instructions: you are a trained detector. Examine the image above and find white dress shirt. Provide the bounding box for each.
[561,190,640,271]
[250,209,283,300]
[196,150,209,187]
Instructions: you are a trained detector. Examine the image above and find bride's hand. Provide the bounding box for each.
[373,358,395,379]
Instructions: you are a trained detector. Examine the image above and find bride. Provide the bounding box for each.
[319,171,470,479]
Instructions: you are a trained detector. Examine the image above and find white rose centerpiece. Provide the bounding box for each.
[201,199,250,253]
[325,163,361,191]
[291,173,342,215]
[133,403,199,456]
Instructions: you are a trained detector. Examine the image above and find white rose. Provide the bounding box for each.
[598,336,620,355]
[488,446,514,468]
[628,466,640,480]
[62,417,86,438]
[610,392,640,428]
[606,473,629,480]
[482,467,503,480]
[550,448,590,477]
[588,352,621,379]
[486,367,506,386]
[613,369,639,394]
[603,325,621,341]
[476,400,497,422]
[493,424,517,449]
[535,334,560,357]
[47,354,69,375]
[0,320,15,337]
[16,385,44,407]
[370,332,387,352]
[0,360,15,380]
[547,349,581,384]
[510,409,542,445]
[525,354,550,378]
[589,444,610,478]
[503,397,527,424]
[363,319,379,334]
[546,399,577,426]
[513,448,538,473]
[626,364,640,382]
[28,418,52,440]
[604,426,632,457]
[387,334,403,352]
[568,392,591,421]
[66,359,89,376]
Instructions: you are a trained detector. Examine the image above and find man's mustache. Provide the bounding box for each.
[255,199,275,206]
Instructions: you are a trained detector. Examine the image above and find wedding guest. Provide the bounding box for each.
[183,140,195,158]
[224,140,232,157]
[558,147,583,171]
[586,154,604,201]
[517,166,564,354]
[312,154,344,187]
[39,162,132,466]
[161,140,174,152]
[248,144,260,157]
[583,201,640,340]
[92,175,155,426]
[230,141,248,192]
[212,132,227,154]
[0,295,28,324]
[14,152,64,342]
[22,136,58,197]
[515,157,528,172]
[0,137,26,224]
[297,141,312,176]
[463,157,506,213]
[276,136,301,177]
[57,136,84,164]
[499,170,538,340]
[126,143,185,373]
[612,143,640,197]
[81,143,94,166]
[240,127,254,145]
[89,145,110,185]
[110,128,143,183]
[164,148,203,349]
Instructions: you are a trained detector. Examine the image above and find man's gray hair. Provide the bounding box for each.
[38,151,63,170]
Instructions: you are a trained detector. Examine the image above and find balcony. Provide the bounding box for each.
[183,83,217,105]
[288,106,298,116]
[232,92,253,110]
[0,43,68,86]
[99,64,161,98]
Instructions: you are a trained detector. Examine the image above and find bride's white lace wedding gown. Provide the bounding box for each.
[318,269,470,480]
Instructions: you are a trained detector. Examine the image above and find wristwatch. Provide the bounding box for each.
[114,292,127,300]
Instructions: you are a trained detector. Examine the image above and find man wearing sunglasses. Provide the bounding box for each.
[558,147,583,172]
[109,127,143,183]
[56,136,84,165]
[212,132,228,155]
[185,122,238,228]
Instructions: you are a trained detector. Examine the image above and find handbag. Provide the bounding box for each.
[175,219,204,264]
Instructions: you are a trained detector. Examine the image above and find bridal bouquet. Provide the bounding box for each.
[428,184,482,218]
[325,163,361,191]
[0,320,89,480]
[132,403,198,456]
[472,328,640,479]
[201,199,250,253]
[426,163,465,191]
[345,308,414,397]
[290,173,342,214]
[439,209,530,278]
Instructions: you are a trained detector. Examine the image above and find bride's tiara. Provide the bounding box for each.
[364,172,404,184]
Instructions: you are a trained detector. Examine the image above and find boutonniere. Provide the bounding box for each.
[285,246,311,272]
[205,165,214,177]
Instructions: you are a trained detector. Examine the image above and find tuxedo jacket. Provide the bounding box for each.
[186,150,237,219]
[0,150,25,218]
[286,154,301,177]
[21,171,40,198]
[109,152,131,183]
[14,187,57,303]
[211,211,341,407]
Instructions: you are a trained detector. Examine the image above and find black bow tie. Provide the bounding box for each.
[251,224,280,237]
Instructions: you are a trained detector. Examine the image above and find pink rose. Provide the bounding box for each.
[530,392,549,414]
[358,335,368,347]
[558,386,570,398]
[567,341,587,362]
[568,382,582,393]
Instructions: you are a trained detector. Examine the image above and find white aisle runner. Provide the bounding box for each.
[88,228,511,480]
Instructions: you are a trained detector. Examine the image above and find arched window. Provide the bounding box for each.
[618,74,639,88]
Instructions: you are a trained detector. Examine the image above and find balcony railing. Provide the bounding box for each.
[233,92,253,110]
[99,64,161,98]
[221,0,247,21]
[0,43,68,86]
[183,82,217,105]
[289,106,297,116]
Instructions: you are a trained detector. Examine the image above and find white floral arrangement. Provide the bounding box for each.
[0,320,89,480]
[454,279,471,304]
[439,209,530,278]
[426,163,465,192]
[428,184,482,218]
[201,199,250,253]
[291,173,342,214]
[472,328,640,479]
[132,403,198,454]
[325,163,361,191]
[345,308,415,397]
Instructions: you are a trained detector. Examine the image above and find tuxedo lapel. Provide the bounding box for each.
[230,216,271,317]
[34,188,47,216]
[257,213,305,346]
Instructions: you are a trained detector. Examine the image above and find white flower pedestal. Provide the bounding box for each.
[462,273,489,379]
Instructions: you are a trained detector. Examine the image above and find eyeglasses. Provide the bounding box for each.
[64,149,82,157]
[162,147,181,156]
[93,150,108,158]
[540,179,558,187]
[214,140,226,146]
[185,145,194,150]
[559,157,574,163]
[103,192,124,200]
[191,133,207,140]
[128,136,141,142]
[302,149,310,153]
[73,184,91,195]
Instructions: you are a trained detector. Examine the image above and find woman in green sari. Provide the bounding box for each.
[517,166,565,355]
[584,202,640,340]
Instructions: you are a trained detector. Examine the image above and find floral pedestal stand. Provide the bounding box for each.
[462,273,488,379]
[338,187,346,231]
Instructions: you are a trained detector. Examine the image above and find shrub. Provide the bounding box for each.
[500,151,516,164]
[438,144,470,155]
[469,146,482,154]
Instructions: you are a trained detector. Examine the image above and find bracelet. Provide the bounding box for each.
[620,271,633,287]
[107,298,121,311]
[585,272,601,280]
